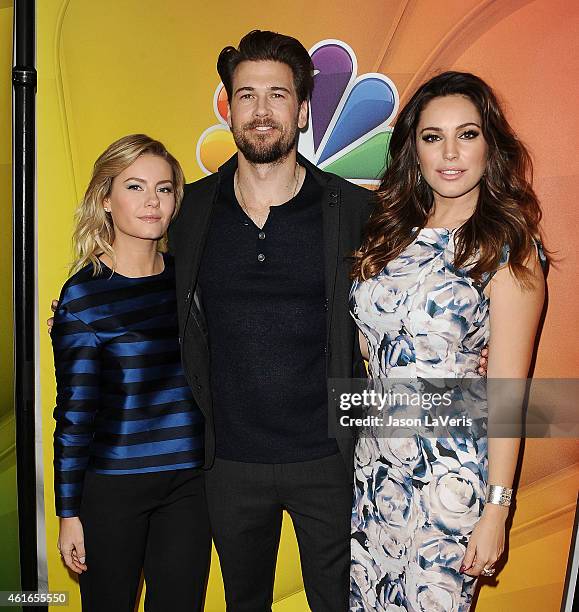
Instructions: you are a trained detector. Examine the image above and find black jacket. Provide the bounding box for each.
[169,153,373,477]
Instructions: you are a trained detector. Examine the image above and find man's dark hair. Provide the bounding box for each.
[217,30,314,105]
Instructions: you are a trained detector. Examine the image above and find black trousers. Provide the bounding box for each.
[205,452,352,612]
[78,468,211,612]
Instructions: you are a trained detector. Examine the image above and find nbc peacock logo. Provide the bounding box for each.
[196,40,399,186]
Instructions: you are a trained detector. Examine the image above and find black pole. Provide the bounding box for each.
[560,495,579,611]
[12,0,40,605]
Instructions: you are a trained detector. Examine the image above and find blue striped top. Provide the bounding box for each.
[51,253,204,517]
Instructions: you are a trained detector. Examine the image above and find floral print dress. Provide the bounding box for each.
[349,228,516,611]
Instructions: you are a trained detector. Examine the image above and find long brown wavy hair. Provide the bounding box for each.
[352,71,545,285]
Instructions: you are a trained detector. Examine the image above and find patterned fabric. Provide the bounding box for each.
[51,254,204,517]
[348,228,539,611]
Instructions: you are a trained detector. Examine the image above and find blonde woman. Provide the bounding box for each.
[51,135,210,611]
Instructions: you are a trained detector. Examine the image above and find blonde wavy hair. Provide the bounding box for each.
[71,134,185,275]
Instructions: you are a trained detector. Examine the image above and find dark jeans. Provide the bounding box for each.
[78,468,211,612]
[205,452,352,612]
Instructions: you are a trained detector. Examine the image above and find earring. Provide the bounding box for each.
[104,208,111,212]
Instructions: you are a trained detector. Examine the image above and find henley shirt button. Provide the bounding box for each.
[257,253,266,262]
[258,231,266,240]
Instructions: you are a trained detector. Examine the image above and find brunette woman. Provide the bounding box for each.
[350,72,546,611]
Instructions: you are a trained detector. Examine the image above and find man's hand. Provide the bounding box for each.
[478,347,488,376]
[58,516,87,574]
[47,299,58,334]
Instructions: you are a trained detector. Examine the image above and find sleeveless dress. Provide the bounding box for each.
[348,228,541,611]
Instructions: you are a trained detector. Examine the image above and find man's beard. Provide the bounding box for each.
[232,119,299,165]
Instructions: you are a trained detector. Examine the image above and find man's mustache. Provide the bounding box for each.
[243,121,282,131]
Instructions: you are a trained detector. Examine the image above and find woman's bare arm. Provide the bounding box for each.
[462,248,545,576]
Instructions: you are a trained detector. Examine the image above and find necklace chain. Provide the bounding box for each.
[235,162,300,222]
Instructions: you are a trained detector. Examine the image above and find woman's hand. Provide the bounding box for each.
[58,517,87,574]
[460,504,508,576]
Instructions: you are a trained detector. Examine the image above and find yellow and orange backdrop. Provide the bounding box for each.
[34,1,579,610]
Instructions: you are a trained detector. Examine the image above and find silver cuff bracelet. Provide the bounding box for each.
[486,484,513,506]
